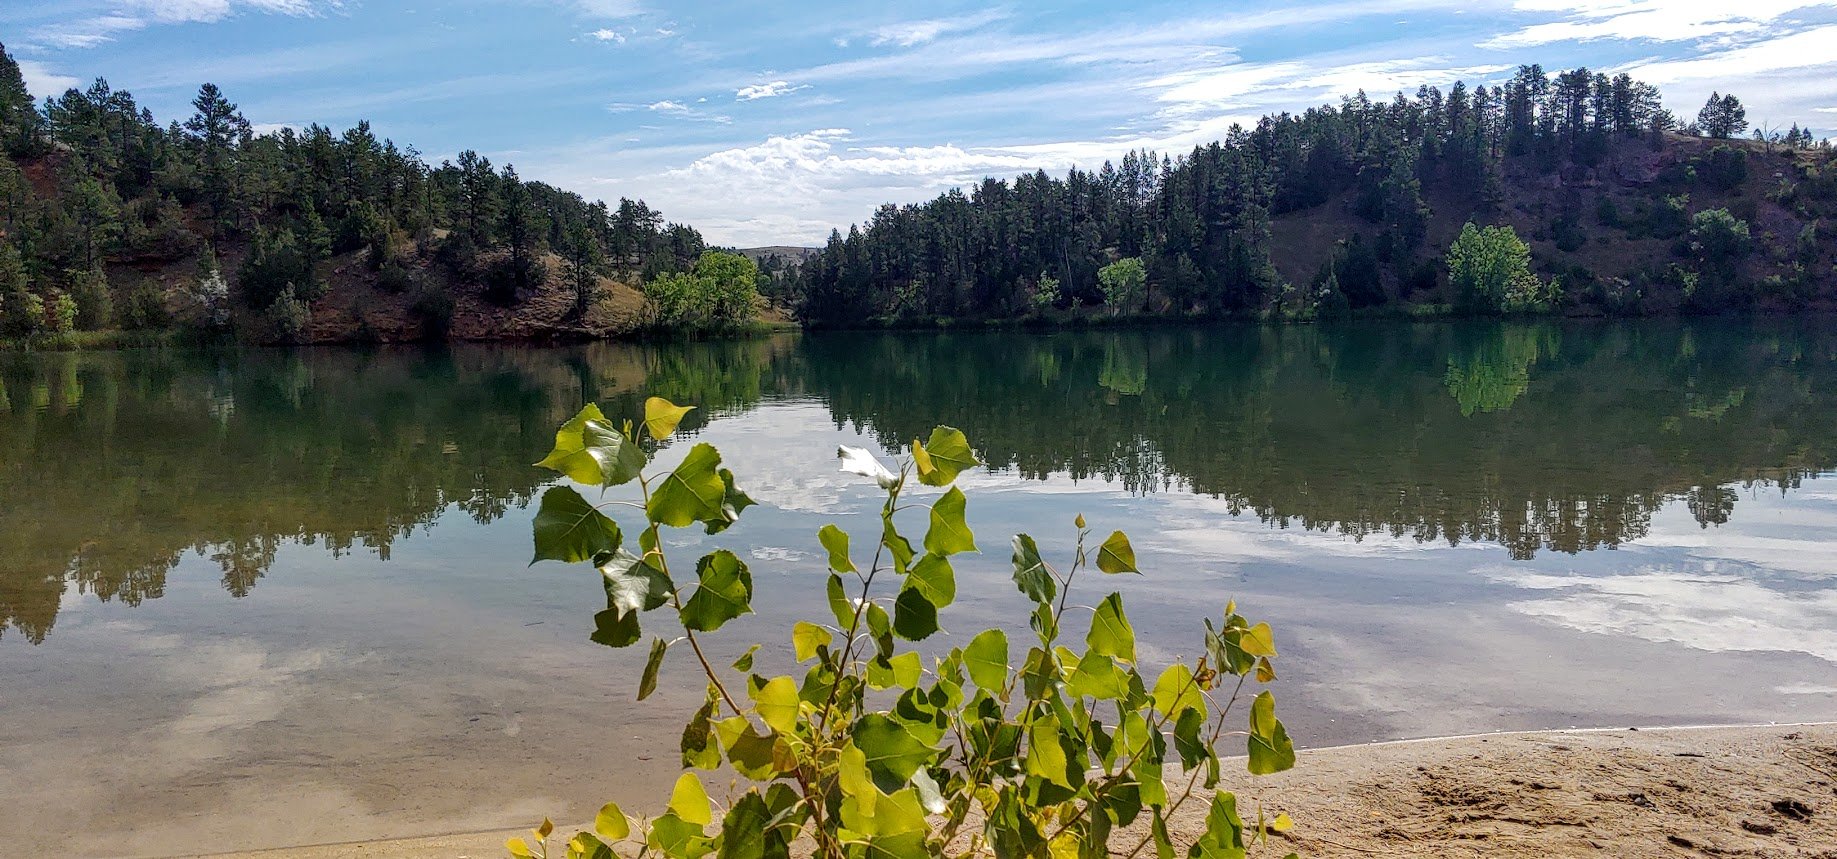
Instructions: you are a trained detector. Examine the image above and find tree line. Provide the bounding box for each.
[780,65,1833,325]
[0,41,711,342]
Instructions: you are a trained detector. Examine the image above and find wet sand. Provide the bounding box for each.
[184,723,1837,859]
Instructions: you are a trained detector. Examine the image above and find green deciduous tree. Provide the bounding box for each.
[1447,222,1549,314]
[1097,257,1146,314]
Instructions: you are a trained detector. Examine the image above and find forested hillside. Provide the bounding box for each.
[783,66,1837,325]
[0,41,764,346]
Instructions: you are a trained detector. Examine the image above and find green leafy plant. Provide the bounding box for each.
[517,397,1298,859]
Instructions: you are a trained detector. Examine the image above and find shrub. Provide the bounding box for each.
[505,401,1299,859]
[1,289,44,338]
[1447,222,1550,314]
[409,280,455,340]
[641,251,760,331]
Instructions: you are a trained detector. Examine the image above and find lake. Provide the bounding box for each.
[4,320,1836,856]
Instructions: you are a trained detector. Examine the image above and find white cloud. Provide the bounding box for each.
[868,9,1010,47]
[1625,24,1837,83]
[586,28,625,43]
[735,80,806,101]
[1481,1,1837,48]
[648,100,688,112]
[16,60,81,97]
[29,1,338,49]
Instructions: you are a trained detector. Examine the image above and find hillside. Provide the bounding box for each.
[784,66,1837,324]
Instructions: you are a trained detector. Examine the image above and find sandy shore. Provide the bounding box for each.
[188,724,1836,859]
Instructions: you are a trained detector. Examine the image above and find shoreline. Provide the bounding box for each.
[175,722,1837,859]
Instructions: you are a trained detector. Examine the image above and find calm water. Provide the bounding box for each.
[4,321,1836,855]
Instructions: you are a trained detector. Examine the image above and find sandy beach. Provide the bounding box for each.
[184,723,1836,859]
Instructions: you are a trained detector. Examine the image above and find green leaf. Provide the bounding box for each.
[705,468,755,535]
[923,486,977,556]
[826,574,854,629]
[600,551,673,615]
[1086,592,1137,665]
[681,701,721,770]
[595,801,631,842]
[731,644,759,672]
[669,772,713,826]
[892,586,940,641]
[590,607,641,648]
[648,443,727,528]
[963,629,1009,692]
[881,514,915,573]
[1191,792,1246,859]
[750,675,800,735]
[679,550,753,632]
[644,396,695,440]
[792,621,831,662]
[639,638,668,701]
[1068,650,1129,700]
[1173,706,1207,768]
[1247,691,1296,775]
[906,552,955,606]
[914,426,979,487]
[570,832,614,859]
[647,812,712,859]
[818,524,855,573]
[851,714,938,782]
[1025,714,1074,788]
[1151,811,1175,859]
[1096,531,1139,574]
[535,404,645,488]
[1010,534,1056,604]
[866,651,922,690]
[531,486,622,565]
[1151,663,1203,718]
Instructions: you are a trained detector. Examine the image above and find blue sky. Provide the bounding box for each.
[6,1,1837,246]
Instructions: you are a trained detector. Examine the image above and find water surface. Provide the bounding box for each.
[3,321,1835,855]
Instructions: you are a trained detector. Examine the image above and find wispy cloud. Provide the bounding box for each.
[28,0,340,49]
[867,8,1010,47]
[1481,0,1837,49]
[585,28,625,43]
[735,80,805,101]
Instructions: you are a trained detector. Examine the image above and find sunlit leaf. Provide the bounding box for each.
[594,801,631,842]
[1086,592,1136,664]
[679,550,752,632]
[826,574,854,629]
[1247,691,1296,775]
[1270,813,1294,833]
[1096,530,1139,574]
[906,552,955,606]
[507,836,535,858]
[838,445,898,489]
[963,629,1009,692]
[750,675,800,735]
[535,404,645,488]
[1025,715,1073,788]
[1068,650,1128,700]
[851,714,938,782]
[600,550,672,616]
[681,700,721,770]
[569,832,614,859]
[792,621,831,662]
[818,524,855,573]
[704,468,754,535]
[923,486,976,556]
[1191,792,1246,859]
[643,396,695,440]
[669,772,713,826]
[1152,663,1203,718]
[914,426,979,487]
[639,637,668,701]
[1010,533,1055,604]
[647,443,726,528]
[866,651,922,690]
[1256,656,1277,683]
[531,486,621,565]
